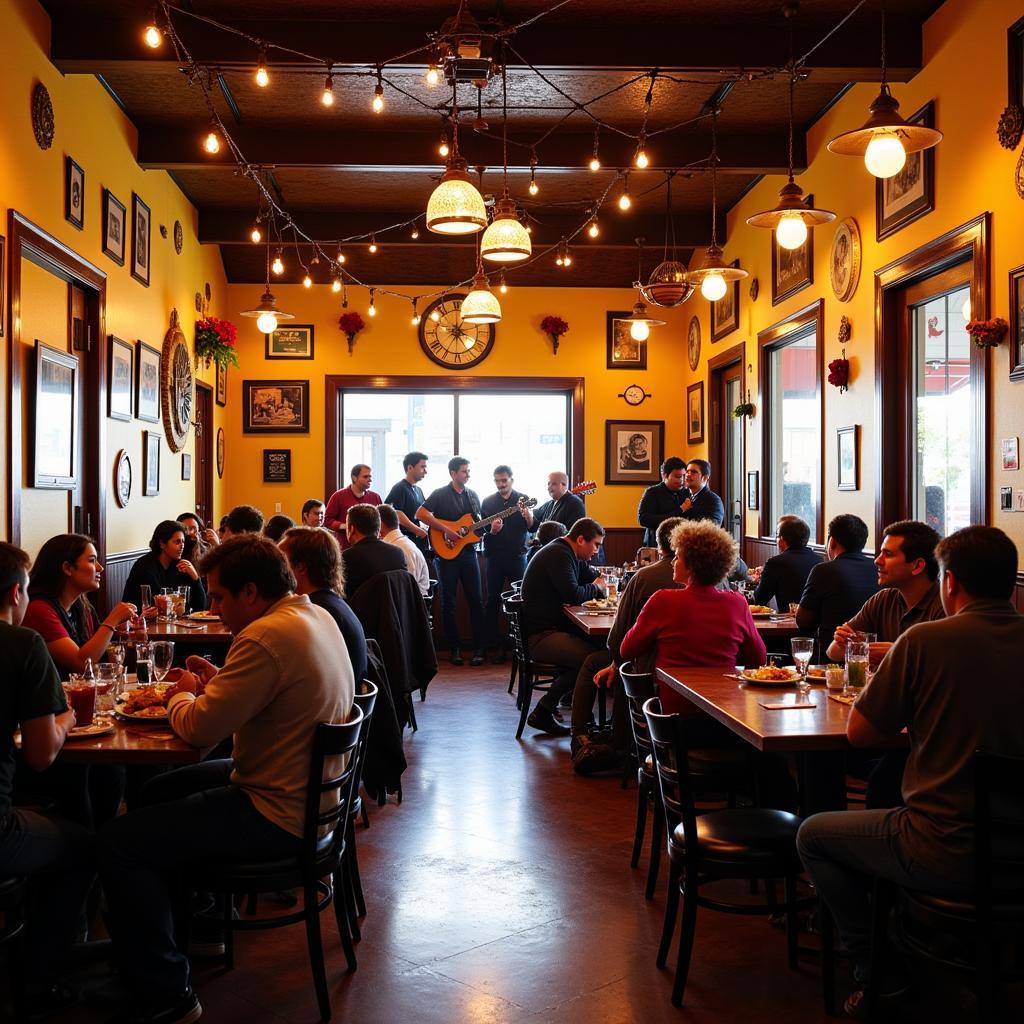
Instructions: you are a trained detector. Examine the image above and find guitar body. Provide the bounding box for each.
[429,514,485,561]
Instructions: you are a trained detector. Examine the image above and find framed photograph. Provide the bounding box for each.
[263,448,292,483]
[710,261,740,341]
[216,427,225,479]
[242,379,310,433]
[108,335,133,421]
[102,189,126,266]
[32,341,78,489]
[265,325,314,360]
[114,449,132,508]
[131,193,151,286]
[65,157,85,230]
[605,311,647,370]
[143,430,161,496]
[876,102,936,241]
[837,425,860,491]
[772,200,814,305]
[604,419,664,485]
[1000,486,1013,512]
[829,218,862,303]
[747,470,759,511]
[216,361,227,406]
[1009,263,1024,381]
[1002,437,1020,471]
[181,453,192,481]
[135,341,160,423]
[686,381,705,444]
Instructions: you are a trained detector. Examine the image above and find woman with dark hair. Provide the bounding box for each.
[264,514,296,544]
[177,511,217,564]
[122,520,207,613]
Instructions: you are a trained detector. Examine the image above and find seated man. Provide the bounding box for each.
[0,542,94,1011]
[300,498,325,528]
[798,525,1024,1017]
[99,536,354,1024]
[753,514,822,612]
[796,513,878,661]
[220,503,264,538]
[527,520,567,563]
[519,518,606,735]
[341,503,407,599]
[379,503,430,597]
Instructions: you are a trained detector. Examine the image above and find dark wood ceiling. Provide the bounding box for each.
[41,0,944,288]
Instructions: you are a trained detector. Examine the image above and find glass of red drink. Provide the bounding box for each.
[66,673,96,727]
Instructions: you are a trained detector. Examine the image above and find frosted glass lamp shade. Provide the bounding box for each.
[426,158,487,235]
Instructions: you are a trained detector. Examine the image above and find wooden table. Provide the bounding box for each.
[33,719,214,766]
[563,606,803,641]
[143,620,234,644]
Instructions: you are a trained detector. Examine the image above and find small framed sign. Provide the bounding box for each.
[265,325,315,360]
[837,425,860,491]
[747,470,759,511]
[181,453,192,481]
[263,448,292,483]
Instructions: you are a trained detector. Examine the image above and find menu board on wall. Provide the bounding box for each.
[262,448,291,483]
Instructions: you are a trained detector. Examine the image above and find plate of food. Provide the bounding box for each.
[582,598,614,610]
[115,683,174,721]
[187,610,220,621]
[66,722,115,740]
[747,605,775,617]
[805,665,828,681]
[740,665,802,686]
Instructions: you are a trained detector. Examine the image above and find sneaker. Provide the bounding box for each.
[526,706,571,736]
[109,987,202,1024]
[449,647,464,666]
[187,909,236,958]
[571,736,623,775]
[470,650,485,666]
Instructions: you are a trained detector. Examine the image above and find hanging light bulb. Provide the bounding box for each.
[589,128,601,171]
[635,136,650,169]
[528,170,539,196]
[498,274,508,295]
[587,219,600,239]
[302,273,312,289]
[250,224,262,244]
[555,252,563,267]
[630,318,650,342]
[411,225,420,240]
[563,250,573,268]
[426,64,439,87]
[618,173,632,211]
[700,271,727,302]
[372,70,385,113]
[321,72,335,107]
[411,299,421,326]
[143,10,162,49]
[863,132,906,178]
[331,277,342,293]
[426,111,487,234]
[438,134,450,158]
[462,266,502,325]
[271,251,284,276]
[203,126,221,154]
[368,236,378,254]
[255,49,270,88]
[627,301,665,341]
[367,289,377,317]
[241,283,294,335]
[430,307,441,322]
[336,250,346,265]
[775,212,808,250]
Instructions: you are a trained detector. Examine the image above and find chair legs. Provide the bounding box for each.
[657,861,680,969]
[784,874,799,970]
[645,797,663,901]
[864,878,895,1019]
[331,870,358,974]
[630,782,649,869]
[507,658,517,695]
[406,694,418,732]
[515,678,534,739]
[671,869,700,1007]
[303,881,331,1021]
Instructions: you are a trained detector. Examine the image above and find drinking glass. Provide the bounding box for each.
[845,640,870,694]
[156,588,175,622]
[173,586,190,618]
[151,641,175,682]
[108,641,127,670]
[139,584,153,613]
[95,663,119,714]
[135,642,153,685]
[790,638,815,698]
[66,673,96,727]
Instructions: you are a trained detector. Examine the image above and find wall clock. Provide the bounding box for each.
[160,309,193,453]
[687,316,701,371]
[418,292,496,369]
[618,384,652,406]
[113,449,132,508]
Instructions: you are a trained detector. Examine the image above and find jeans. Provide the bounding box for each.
[0,808,95,984]
[98,760,301,1002]
[797,808,967,970]
[528,630,603,711]
[484,551,526,648]
[434,548,486,651]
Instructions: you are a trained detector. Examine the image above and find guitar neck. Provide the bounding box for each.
[474,503,528,532]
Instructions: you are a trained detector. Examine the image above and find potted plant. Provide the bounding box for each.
[194,316,239,369]
[540,314,569,354]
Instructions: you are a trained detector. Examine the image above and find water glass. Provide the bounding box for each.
[108,641,127,669]
[139,584,153,612]
[151,641,175,682]
[156,588,176,622]
[845,640,870,694]
[95,663,119,714]
[135,642,153,685]
[790,638,815,698]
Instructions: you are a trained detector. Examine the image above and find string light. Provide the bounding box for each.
[499,274,508,295]
[336,250,346,265]
[372,69,385,113]
[302,273,312,288]
[410,225,420,240]
[368,235,378,254]
[203,125,220,154]
[411,298,421,326]
[271,250,284,275]
[255,48,269,88]
[368,289,377,316]
[555,238,572,267]
[321,72,335,107]
[618,173,632,211]
[143,10,162,48]
[438,133,450,158]
[430,307,441,322]
[426,64,439,86]
[250,224,262,244]
[529,149,539,195]
[589,128,601,171]
[635,135,649,169]
[331,277,342,293]
[587,219,600,239]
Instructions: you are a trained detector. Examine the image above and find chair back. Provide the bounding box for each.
[302,706,364,872]
[642,697,701,864]
[975,749,1024,919]
[619,662,656,762]
[504,596,529,668]
[351,679,379,800]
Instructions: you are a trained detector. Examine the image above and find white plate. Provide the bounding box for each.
[740,668,801,687]
[65,722,115,739]
[187,612,220,622]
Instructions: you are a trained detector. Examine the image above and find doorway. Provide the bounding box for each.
[194,382,214,528]
[708,344,746,544]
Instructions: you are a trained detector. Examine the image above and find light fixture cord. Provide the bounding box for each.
[501,41,510,194]
[880,1,888,86]
[710,107,719,248]
[787,70,795,182]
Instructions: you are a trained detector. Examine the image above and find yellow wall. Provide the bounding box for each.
[682,0,1024,553]
[1,0,228,556]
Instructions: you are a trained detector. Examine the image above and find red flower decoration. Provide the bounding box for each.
[965,317,1008,349]
[339,311,366,355]
[540,315,569,337]
[827,357,850,393]
[194,316,240,368]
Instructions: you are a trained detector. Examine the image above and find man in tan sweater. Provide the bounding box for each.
[99,536,354,1024]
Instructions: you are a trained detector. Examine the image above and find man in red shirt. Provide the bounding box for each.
[324,464,382,549]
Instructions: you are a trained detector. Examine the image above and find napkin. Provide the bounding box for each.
[758,701,816,710]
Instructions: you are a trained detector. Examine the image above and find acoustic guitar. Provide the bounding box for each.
[430,496,539,561]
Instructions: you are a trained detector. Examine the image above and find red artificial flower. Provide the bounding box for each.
[540,315,569,337]
[338,311,366,336]
[965,317,1008,348]
[827,357,850,392]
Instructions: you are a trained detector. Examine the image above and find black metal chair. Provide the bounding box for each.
[344,679,378,942]
[643,697,814,1009]
[504,596,562,739]
[188,707,364,1021]
[501,589,519,695]
[0,876,27,1019]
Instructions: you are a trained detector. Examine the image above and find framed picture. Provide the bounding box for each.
[216,361,227,406]
[1002,437,1020,471]
[265,325,315,360]
[108,335,133,421]
[686,381,705,444]
[143,430,161,496]
[1009,263,1024,381]
[1000,486,1014,512]
[604,419,664,485]
[114,449,132,508]
[32,341,78,489]
[181,453,192,481]
[0,235,5,338]
[829,218,862,303]
[65,157,84,230]
[605,311,647,370]
[131,193,151,286]
[710,262,740,341]
[263,448,292,483]
[216,427,225,479]
[875,102,936,241]
[772,200,814,305]
[242,379,310,433]
[747,470,759,511]
[687,315,701,371]
[102,189,126,266]
[837,425,860,491]
[135,340,160,422]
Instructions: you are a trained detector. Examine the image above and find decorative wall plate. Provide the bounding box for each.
[216,427,225,478]
[687,316,701,372]
[160,309,193,453]
[32,83,54,150]
[829,218,861,303]
[174,220,183,254]
[1017,148,1024,201]
[619,384,652,406]
[114,449,132,508]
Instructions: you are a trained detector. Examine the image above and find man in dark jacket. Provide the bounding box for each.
[341,504,407,599]
[530,472,587,532]
[753,515,822,612]
[637,457,687,547]
[678,459,725,527]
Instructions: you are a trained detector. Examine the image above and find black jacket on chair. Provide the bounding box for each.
[342,538,408,599]
[361,639,407,802]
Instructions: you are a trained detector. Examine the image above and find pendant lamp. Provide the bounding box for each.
[641,174,694,307]
[241,242,294,334]
[461,265,502,325]
[426,93,488,235]
[627,239,666,340]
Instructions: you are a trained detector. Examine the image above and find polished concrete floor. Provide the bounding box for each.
[37,664,988,1022]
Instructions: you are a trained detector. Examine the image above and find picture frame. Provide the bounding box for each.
[605,311,648,370]
[772,197,814,305]
[710,261,740,341]
[265,324,315,360]
[1001,437,1020,471]
[181,453,192,481]
[604,419,664,485]
[65,156,85,231]
[242,379,310,434]
[143,430,161,496]
[108,335,133,421]
[1009,262,1024,381]
[837,425,860,491]
[102,189,126,266]
[0,235,5,338]
[263,448,292,483]
[687,315,701,371]
[216,361,227,406]
[131,193,151,287]
[875,102,936,241]
[686,381,705,444]
[216,427,225,479]
[135,340,161,423]
[747,470,759,511]
[32,341,78,489]
[829,218,862,303]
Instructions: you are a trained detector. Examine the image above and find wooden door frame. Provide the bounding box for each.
[707,342,746,539]
[195,381,214,527]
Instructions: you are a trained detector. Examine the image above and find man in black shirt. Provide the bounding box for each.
[481,465,534,662]
[678,459,725,527]
[753,515,823,611]
[0,542,93,1009]
[341,504,408,599]
[417,457,496,665]
[384,451,431,558]
[797,514,879,661]
[637,456,687,547]
[530,471,587,532]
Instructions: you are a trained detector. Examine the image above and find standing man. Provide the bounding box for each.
[531,471,587,532]
[481,465,535,662]
[324,464,382,549]
[341,504,408,599]
[379,503,431,597]
[752,515,822,612]
[384,451,431,558]
[416,457,494,666]
[637,456,687,547]
[300,499,325,528]
[677,459,725,526]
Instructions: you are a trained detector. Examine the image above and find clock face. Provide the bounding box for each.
[418,293,496,369]
[624,385,646,406]
[161,316,193,453]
